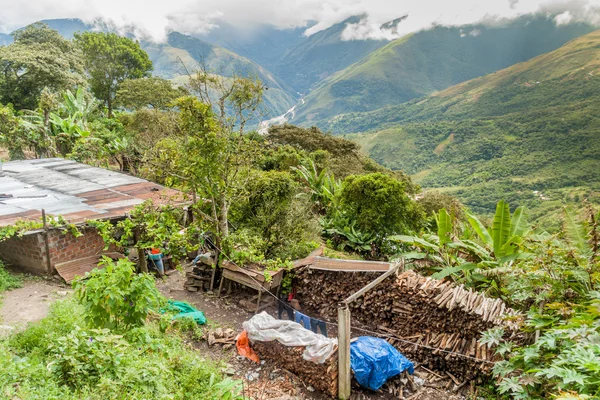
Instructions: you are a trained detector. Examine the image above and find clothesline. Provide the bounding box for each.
[210,242,496,365]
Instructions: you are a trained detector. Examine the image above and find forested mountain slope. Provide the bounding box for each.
[194,21,307,70]
[345,30,600,223]
[293,16,594,128]
[271,16,389,93]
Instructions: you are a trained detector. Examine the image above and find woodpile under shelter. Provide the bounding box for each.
[291,257,523,394]
[0,158,181,280]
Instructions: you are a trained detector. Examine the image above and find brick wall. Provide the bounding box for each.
[47,228,105,265]
[0,233,48,274]
[0,228,107,275]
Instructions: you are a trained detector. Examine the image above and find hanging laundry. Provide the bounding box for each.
[295,311,312,330]
[278,299,295,320]
[310,317,328,337]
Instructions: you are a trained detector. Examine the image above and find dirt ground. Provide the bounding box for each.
[0,269,464,399]
[0,278,71,326]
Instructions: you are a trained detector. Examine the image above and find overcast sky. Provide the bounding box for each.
[1,0,599,41]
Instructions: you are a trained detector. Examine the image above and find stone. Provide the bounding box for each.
[0,325,14,339]
[197,252,215,266]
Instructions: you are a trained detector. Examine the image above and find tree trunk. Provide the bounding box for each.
[107,96,113,119]
[218,194,229,238]
[137,247,148,273]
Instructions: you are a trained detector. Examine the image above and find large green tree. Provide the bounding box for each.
[74,32,152,117]
[116,77,185,110]
[338,172,424,239]
[0,23,84,110]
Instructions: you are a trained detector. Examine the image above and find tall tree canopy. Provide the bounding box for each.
[74,32,152,117]
[116,77,185,110]
[0,23,84,110]
[339,172,424,239]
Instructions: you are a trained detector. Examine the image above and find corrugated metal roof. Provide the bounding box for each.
[0,158,183,226]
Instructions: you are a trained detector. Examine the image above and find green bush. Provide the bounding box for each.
[74,257,164,331]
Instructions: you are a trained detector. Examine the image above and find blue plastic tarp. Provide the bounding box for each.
[350,336,414,391]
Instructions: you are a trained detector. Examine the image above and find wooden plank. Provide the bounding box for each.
[310,257,392,272]
[222,269,263,291]
[338,305,351,399]
[344,263,400,304]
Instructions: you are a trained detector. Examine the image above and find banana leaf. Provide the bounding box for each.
[467,212,493,247]
[435,208,452,245]
[431,262,478,280]
[492,200,511,258]
[389,235,440,252]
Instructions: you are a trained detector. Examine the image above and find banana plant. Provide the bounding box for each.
[390,201,533,290]
[466,200,531,259]
[322,211,375,253]
[60,88,99,124]
[293,159,341,213]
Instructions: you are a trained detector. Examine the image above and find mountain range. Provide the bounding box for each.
[2,14,599,219]
[345,29,600,225]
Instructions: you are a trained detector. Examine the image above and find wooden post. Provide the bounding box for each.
[338,304,351,400]
[42,209,53,275]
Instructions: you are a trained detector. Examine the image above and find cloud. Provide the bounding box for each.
[0,0,599,42]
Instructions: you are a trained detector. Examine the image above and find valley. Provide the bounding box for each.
[1,6,600,400]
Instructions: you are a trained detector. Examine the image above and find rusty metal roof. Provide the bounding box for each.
[0,158,183,227]
[54,252,125,283]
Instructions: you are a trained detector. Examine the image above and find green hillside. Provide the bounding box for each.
[293,17,594,128]
[343,30,600,226]
[272,16,388,93]
[195,21,306,71]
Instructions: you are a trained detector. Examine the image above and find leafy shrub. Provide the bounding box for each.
[338,172,424,243]
[74,257,164,330]
[486,294,600,399]
[47,326,130,387]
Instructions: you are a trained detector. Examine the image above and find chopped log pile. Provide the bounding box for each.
[295,268,523,382]
[184,252,215,292]
[201,327,237,349]
[252,340,338,397]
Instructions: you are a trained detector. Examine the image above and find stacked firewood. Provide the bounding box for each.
[202,327,237,349]
[252,340,338,397]
[295,268,523,381]
[184,252,215,292]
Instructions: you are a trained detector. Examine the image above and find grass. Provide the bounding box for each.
[0,260,23,293]
[0,296,240,399]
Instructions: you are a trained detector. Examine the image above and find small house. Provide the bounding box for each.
[0,158,181,280]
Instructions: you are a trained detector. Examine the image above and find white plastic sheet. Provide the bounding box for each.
[243,311,338,364]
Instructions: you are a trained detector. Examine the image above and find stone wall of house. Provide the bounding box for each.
[0,228,106,274]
